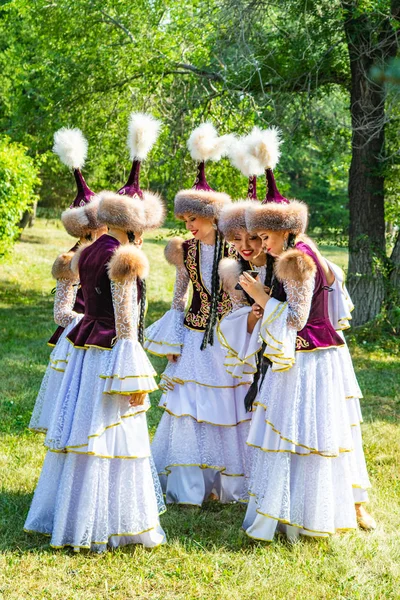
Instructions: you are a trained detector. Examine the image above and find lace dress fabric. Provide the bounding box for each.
[25,268,166,550]
[110,279,137,339]
[242,273,371,540]
[171,266,190,311]
[283,276,315,330]
[54,279,80,327]
[150,241,253,506]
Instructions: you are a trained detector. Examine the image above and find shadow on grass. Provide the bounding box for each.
[0,491,56,554]
[0,490,303,554]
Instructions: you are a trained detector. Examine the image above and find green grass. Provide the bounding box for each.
[0,219,399,600]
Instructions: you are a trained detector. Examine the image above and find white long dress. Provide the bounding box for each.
[25,270,166,551]
[145,241,253,506]
[29,278,83,433]
[218,258,371,539]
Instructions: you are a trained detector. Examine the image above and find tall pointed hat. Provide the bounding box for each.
[245,128,308,235]
[97,113,165,233]
[55,128,102,238]
[219,126,280,240]
[174,122,233,220]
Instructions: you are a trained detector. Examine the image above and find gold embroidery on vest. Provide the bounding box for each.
[296,335,310,350]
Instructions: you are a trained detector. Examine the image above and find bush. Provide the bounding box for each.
[0,137,40,258]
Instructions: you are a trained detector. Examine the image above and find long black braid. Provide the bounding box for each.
[127,230,146,346]
[244,233,297,412]
[138,279,146,346]
[201,230,224,350]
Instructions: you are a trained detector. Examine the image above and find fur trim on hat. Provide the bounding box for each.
[218,257,242,293]
[219,200,252,241]
[245,200,308,235]
[70,243,91,277]
[142,190,166,230]
[174,189,231,221]
[61,197,101,238]
[274,248,316,284]
[53,127,88,170]
[51,251,76,281]
[107,245,149,283]
[97,191,146,233]
[164,237,185,267]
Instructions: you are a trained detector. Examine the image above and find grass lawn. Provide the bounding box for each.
[0,219,399,600]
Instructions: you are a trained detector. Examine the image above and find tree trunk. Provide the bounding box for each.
[390,229,400,299]
[342,4,398,325]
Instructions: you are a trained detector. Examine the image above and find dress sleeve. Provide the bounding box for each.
[100,256,157,397]
[144,265,189,356]
[283,275,315,331]
[171,266,190,311]
[325,259,354,331]
[110,279,137,340]
[53,279,80,327]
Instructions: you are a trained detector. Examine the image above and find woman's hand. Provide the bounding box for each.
[129,393,146,407]
[252,303,264,319]
[239,273,271,308]
[166,353,179,363]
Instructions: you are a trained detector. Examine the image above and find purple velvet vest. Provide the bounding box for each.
[48,242,85,347]
[67,235,121,350]
[295,242,344,352]
[183,238,235,332]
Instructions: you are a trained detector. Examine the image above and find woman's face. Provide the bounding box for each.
[231,230,263,262]
[257,229,289,257]
[183,213,214,242]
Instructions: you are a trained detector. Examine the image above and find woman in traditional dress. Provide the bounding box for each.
[24,113,167,551]
[30,128,106,434]
[233,176,375,540]
[144,123,253,506]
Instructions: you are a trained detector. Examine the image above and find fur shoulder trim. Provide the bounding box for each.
[274,249,316,284]
[218,257,242,293]
[107,245,149,282]
[70,243,91,277]
[51,251,76,281]
[164,237,185,267]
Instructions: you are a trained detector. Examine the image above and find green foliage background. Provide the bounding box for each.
[0,137,40,257]
[0,1,398,234]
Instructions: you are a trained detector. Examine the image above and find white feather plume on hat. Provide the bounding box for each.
[229,126,282,176]
[187,122,234,163]
[53,127,88,170]
[127,112,161,160]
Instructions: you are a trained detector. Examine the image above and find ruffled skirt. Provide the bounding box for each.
[243,345,371,540]
[151,326,253,505]
[25,342,166,551]
[30,316,83,433]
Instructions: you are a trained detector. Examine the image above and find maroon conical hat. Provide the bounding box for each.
[263,168,289,205]
[174,123,233,220]
[193,161,213,191]
[70,168,96,208]
[117,160,143,198]
[97,113,166,233]
[247,175,258,200]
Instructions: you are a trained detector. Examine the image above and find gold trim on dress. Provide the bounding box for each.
[249,405,353,455]
[159,404,252,428]
[160,462,246,478]
[296,343,345,354]
[25,523,165,550]
[160,374,249,390]
[246,492,357,536]
[99,372,157,381]
[144,337,182,347]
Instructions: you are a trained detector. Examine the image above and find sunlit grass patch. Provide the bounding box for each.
[0,219,399,600]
